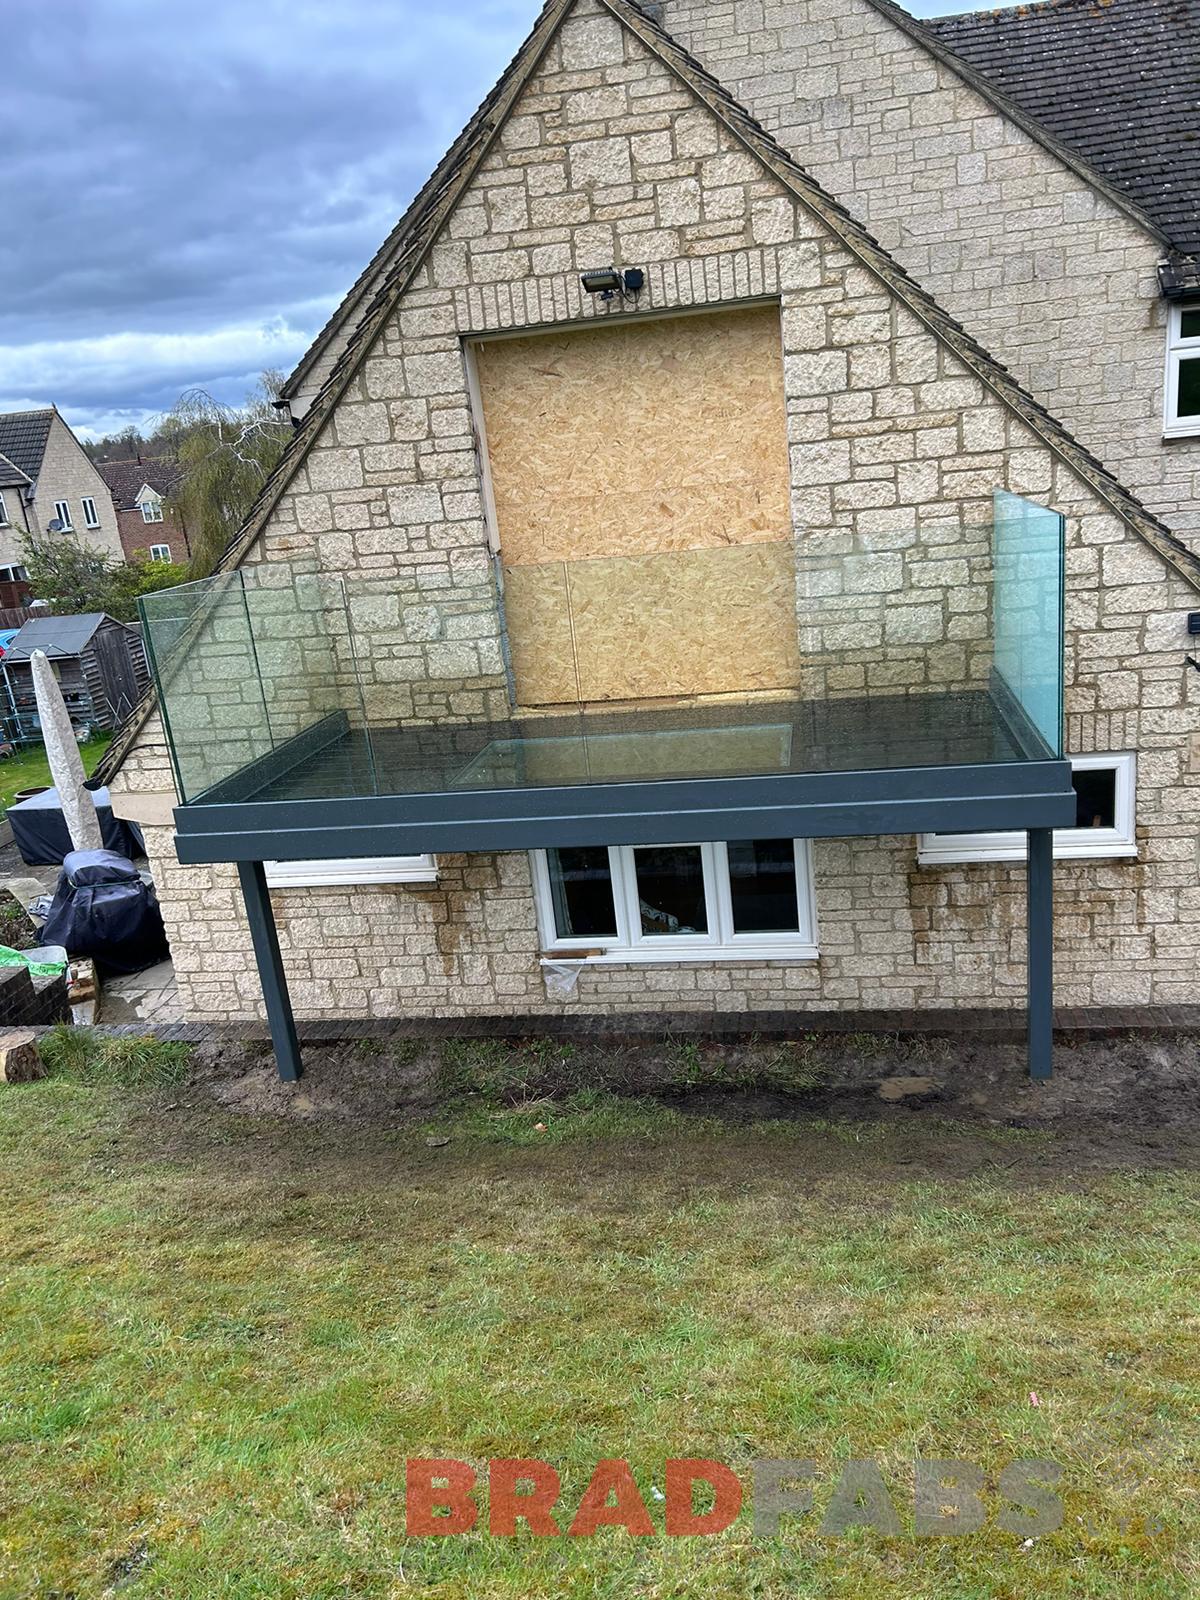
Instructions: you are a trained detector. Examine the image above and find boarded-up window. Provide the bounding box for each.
[472,304,798,705]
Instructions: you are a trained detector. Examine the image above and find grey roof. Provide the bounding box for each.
[0,409,54,485]
[96,456,185,510]
[926,0,1200,258]
[4,613,115,662]
[0,451,31,490]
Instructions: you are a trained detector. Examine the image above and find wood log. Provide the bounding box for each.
[0,1030,44,1083]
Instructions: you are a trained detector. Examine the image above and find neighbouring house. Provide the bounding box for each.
[0,410,125,587]
[94,0,1200,1083]
[96,457,192,566]
[3,613,150,739]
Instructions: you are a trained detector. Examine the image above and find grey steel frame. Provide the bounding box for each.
[178,756,1075,1085]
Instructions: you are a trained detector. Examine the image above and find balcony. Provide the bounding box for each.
[139,488,1075,1079]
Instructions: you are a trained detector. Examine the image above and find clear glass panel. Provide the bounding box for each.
[138,567,363,803]
[1179,309,1200,339]
[634,846,708,937]
[547,847,617,939]
[1072,767,1116,830]
[138,500,1069,807]
[991,489,1064,757]
[139,571,276,802]
[1178,355,1200,418]
[727,839,799,933]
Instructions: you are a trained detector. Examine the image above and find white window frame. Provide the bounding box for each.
[918,753,1137,865]
[53,499,73,530]
[140,496,164,523]
[81,495,100,529]
[532,839,818,963]
[264,854,438,888]
[148,543,172,562]
[0,491,7,526]
[1163,303,1200,438]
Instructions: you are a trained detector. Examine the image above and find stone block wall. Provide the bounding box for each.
[111,0,1200,1019]
[658,0,1200,549]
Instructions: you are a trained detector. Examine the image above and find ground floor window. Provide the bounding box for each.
[532,839,818,962]
[918,752,1136,864]
[149,543,172,562]
[265,855,438,887]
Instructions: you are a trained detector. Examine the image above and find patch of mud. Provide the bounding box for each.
[186,1028,1200,1168]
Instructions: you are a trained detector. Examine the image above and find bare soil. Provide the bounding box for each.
[183,1028,1200,1175]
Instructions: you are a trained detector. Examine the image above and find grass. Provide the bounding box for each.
[0,731,111,817]
[0,1060,1198,1597]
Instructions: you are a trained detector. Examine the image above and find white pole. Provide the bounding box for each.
[30,648,103,853]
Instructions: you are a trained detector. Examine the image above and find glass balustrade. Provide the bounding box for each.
[140,489,1064,807]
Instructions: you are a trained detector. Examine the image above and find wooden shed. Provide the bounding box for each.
[2,613,150,739]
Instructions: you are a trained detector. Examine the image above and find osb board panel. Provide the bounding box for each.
[503,542,801,705]
[474,305,790,565]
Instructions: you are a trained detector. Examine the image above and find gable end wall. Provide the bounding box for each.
[659,0,1200,549]
[111,0,1200,1020]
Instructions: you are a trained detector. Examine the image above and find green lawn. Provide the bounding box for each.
[1,1050,1198,1597]
[0,732,112,817]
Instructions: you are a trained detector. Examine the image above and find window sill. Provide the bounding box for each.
[266,857,438,887]
[1162,427,1200,442]
[917,841,1137,866]
[540,944,819,966]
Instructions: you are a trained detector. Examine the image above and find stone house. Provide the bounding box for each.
[96,457,192,565]
[0,408,125,582]
[95,0,1200,1080]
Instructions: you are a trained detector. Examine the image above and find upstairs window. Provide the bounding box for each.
[0,491,7,526]
[82,495,100,529]
[140,496,164,523]
[53,499,73,530]
[1164,303,1200,436]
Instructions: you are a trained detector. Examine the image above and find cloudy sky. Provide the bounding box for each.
[0,0,1013,440]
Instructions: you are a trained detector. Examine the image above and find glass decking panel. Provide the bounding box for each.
[218,690,1030,805]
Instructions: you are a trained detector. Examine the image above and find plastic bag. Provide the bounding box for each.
[0,943,68,977]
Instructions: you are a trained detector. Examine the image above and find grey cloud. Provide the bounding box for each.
[0,0,530,425]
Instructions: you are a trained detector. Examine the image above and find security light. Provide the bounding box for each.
[580,269,623,299]
[580,267,645,302]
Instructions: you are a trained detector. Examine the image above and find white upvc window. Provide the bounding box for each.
[0,491,7,526]
[1163,303,1200,437]
[140,496,164,523]
[264,855,438,888]
[533,839,818,963]
[81,495,100,529]
[148,543,171,562]
[918,753,1137,865]
[53,499,73,530]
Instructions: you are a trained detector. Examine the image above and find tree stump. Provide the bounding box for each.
[0,1030,45,1083]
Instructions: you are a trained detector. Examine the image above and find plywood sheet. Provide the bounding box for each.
[503,542,800,705]
[474,305,790,565]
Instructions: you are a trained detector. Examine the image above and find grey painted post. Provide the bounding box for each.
[1026,828,1053,1081]
[237,860,302,1083]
